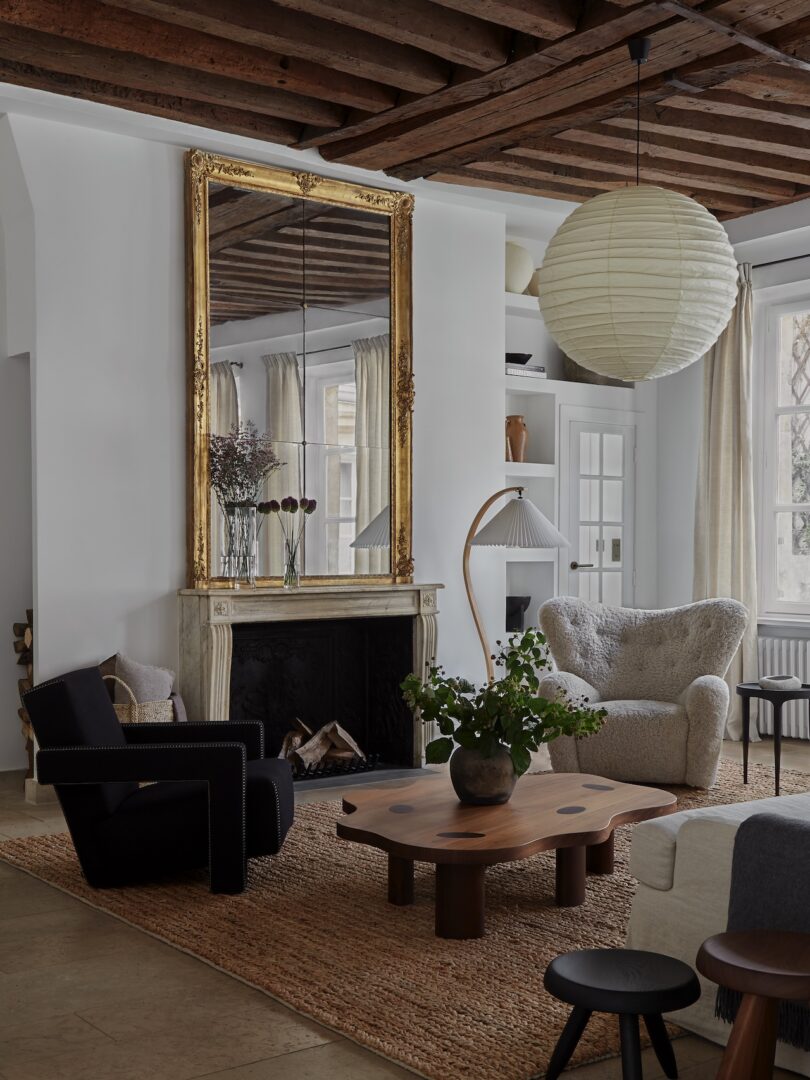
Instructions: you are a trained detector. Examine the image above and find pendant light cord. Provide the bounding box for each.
[636,59,640,186]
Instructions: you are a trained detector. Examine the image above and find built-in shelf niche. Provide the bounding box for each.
[505,389,555,466]
[505,559,556,637]
[505,470,555,522]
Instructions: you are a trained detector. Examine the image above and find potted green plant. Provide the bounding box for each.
[401,629,605,805]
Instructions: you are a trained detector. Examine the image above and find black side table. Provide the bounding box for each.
[736,681,810,795]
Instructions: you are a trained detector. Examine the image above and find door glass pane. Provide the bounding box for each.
[602,480,623,523]
[578,572,599,602]
[580,479,600,521]
[602,572,622,607]
[603,525,623,567]
[777,413,810,505]
[778,311,810,407]
[579,525,599,567]
[602,433,623,477]
[580,431,600,475]
[775,510,810,603]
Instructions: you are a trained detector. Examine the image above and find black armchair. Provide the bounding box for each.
[25,667,294,893]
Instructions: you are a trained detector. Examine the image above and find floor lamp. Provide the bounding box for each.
[464,487,570,682]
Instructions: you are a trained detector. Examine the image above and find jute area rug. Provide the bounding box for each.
[0,760,805,1080]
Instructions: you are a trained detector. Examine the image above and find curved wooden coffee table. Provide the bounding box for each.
[338,773,676,939]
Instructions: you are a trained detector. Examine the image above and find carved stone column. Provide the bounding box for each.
[206,621,233,722]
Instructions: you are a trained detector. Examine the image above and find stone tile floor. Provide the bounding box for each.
[0,739,803,1079]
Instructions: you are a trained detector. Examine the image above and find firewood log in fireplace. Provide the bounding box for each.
[278,718,366,773]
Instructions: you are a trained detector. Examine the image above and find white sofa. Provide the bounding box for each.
[538,597,748,788]
[626,794,810,1076]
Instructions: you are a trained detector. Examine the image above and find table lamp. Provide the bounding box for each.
[465,486,569,681]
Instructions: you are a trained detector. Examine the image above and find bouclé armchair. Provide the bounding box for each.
[538,598,748,789]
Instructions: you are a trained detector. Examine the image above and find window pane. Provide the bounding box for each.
[777,413,810,505]
[603,525,623,567]
[578,572,599,602]
[778,311,810,407]
[602,480,623,523]
[602,433,623,477]
[775,510,810,603]
[579,525,600,566]
[580,431,599,475]
[602,572,622,607]
[580,479,599,521]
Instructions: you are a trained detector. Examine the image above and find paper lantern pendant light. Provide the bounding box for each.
[537,184,738,382]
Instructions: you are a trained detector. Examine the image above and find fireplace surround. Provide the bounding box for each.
[178,584,440,767]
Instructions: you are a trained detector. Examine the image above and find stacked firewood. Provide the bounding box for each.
[12,610,34,777]
[279,718,366,775]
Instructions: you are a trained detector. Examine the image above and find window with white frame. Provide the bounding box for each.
[761,300,810,615]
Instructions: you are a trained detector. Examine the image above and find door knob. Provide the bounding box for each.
[570,561,594,570]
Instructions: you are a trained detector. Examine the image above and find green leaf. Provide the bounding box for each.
[425,737,454,764]
[510,744,532,776]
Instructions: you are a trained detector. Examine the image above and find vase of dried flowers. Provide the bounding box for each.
[209,423,283,587]
[259,496,317,589]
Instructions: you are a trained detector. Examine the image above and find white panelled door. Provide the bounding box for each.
[559,410,637,606]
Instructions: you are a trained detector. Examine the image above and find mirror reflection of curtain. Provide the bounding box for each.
[263,352,303,576]
[209,362,239,578]
[354,334,390,574]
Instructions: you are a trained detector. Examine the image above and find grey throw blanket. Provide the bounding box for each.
[716,813,810,1049]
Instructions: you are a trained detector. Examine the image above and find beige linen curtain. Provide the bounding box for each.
[693,264,757,739]
[210,362,239,578]
[262,352,303,576]
[354,335,390,574]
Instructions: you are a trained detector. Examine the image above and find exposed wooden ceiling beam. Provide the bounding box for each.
[606,104,810,160]
[0,0,396,113]
[0,20,345,126]
[0,54,301,141]
[663,89,810,130]
[721,65,810,107]
[427,0,577,40]
[267,0,510,70]
[556,122,810,185]
[464,156,758,212]
[429,165,606,201]
[101,0,451,94]
[659,0,810,72]
[506,139,796,197]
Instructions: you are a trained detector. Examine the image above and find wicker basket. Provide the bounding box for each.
[103,674,174,725]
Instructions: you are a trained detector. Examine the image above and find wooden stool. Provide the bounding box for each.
[697,930,810,1080]
[544,948,700,1079]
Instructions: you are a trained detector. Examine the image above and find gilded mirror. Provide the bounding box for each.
[186,151,413,588]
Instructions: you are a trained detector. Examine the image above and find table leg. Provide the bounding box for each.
[435,864,486,939]
[773,702,782,797]
[388,855,414,906]
[586,833,614,875]
[556,845,587,907]
[741,695,750,785]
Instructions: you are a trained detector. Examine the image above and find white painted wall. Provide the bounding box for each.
[5,115,186,689]
[412,199,505,682]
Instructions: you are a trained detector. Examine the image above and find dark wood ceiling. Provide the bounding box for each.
[1,1,809,218]
[208,185,390,322]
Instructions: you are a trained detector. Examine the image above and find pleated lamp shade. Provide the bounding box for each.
[538,185,738,382]
[470,495,569,549]
[350,506,390,549]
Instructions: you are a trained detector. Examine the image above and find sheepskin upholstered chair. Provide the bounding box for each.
[538,597,748,789]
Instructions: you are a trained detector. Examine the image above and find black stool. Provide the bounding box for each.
[544,949,701,1080]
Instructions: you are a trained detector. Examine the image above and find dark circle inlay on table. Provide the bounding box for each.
[557,806,586,815]
[388,804,414,814]
[437,831,486,839]
[583,783,615,791]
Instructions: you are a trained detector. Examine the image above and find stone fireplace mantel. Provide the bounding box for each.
[178,584,441,766]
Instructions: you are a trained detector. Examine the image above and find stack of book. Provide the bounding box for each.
[506,363,547,379]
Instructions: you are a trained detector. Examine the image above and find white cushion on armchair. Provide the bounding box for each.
[538,597,748,788]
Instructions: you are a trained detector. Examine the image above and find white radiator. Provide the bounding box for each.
[757,636,810,738]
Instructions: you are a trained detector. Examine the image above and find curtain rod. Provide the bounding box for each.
[752,253,810,270]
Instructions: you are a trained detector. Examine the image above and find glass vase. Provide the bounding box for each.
[223,503,257,588]
[283,538,300,590]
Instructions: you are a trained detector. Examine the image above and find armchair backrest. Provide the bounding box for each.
[539,597,748,702]
[25,667,137,823]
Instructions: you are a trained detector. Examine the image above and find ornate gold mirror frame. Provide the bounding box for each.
[186,150,414,589]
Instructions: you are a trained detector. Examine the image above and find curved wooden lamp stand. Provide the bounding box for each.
[463,486,522,683]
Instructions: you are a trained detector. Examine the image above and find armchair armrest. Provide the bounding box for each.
[122,721,265,760]
[37,744,247,894]
[682,675,729,788]
[539,671,601,705]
